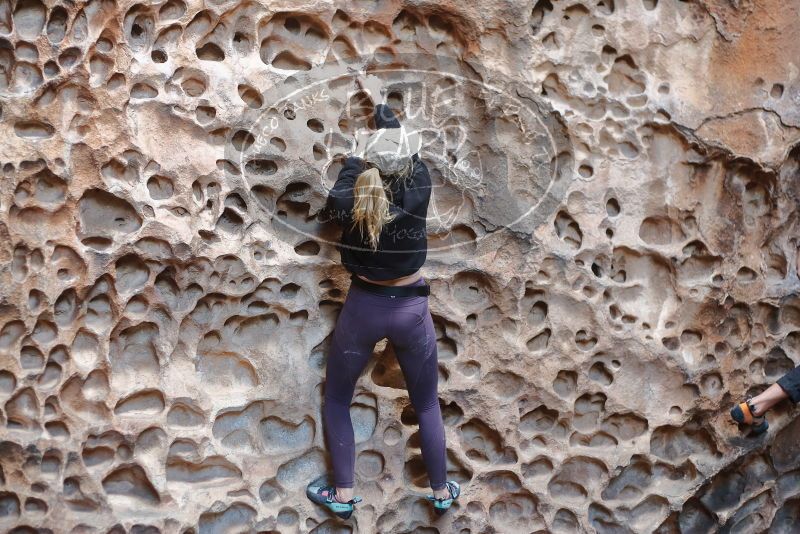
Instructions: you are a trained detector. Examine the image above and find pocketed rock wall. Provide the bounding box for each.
[1,0,800,532]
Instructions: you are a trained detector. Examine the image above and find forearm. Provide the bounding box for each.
[374,104,400,129]
[323,157,363,221]
[401,157,432,212]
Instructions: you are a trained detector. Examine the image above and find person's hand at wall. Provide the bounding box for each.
[352,130,371,160]
[356,73,386,105]
[351,74,387,158]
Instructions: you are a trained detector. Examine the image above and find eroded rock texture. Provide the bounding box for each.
[1,0,800,532]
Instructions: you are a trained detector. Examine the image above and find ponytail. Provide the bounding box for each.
[351,167,395,250]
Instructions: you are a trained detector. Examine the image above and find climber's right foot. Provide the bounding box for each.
[426,481,461,516]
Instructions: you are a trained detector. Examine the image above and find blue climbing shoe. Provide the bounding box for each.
[306,482,362,519]
[730,399,769,436]
[426,481,461,516]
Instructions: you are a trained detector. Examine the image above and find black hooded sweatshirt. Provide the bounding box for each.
[319,104,431,281]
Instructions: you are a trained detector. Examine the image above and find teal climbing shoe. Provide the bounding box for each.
[426,481,461,516]
[306,483,362,519]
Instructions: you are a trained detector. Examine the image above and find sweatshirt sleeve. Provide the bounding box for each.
[372,104,430,215]
[374,103,401,129]
[319,156,364,225]
[400,155,432,214]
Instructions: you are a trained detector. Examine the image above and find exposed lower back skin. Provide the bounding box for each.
[357,269,421,286]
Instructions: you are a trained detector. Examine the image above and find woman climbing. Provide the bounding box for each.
[730,365,800,435]
[306,75,460,520]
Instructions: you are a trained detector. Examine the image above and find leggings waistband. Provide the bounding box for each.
[349,273,430,297]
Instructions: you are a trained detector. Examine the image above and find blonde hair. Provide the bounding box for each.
[351,166,396,250]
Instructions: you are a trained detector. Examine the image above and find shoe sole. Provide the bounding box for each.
[750,420,769,436]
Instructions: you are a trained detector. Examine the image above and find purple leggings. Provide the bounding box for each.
[322,276,446,491]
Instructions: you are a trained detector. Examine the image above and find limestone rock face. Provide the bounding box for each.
[1,0,799,532]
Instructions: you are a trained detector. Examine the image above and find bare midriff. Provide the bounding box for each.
[357,269,422,286]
